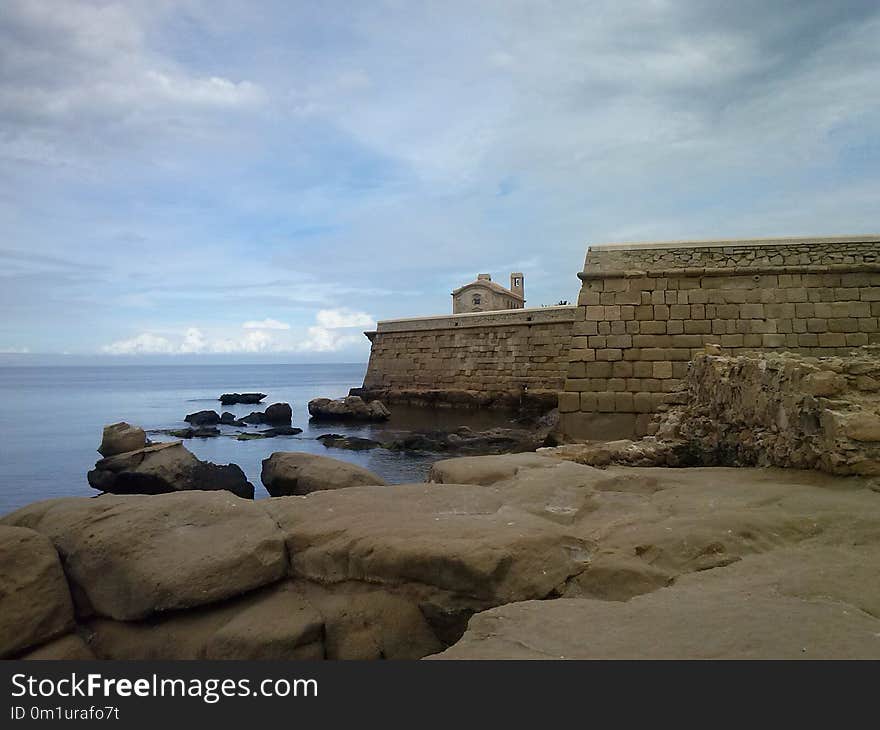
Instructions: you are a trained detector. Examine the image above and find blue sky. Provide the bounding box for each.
[1,0,879,362]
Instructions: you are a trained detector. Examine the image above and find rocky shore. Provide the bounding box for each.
[2,350,879,660]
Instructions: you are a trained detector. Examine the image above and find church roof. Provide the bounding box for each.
[451,278,524,300]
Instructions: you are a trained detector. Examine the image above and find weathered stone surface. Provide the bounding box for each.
[219,393,266,405]
[20,634,95,660]
[87,441,254,499]
[264,481,595,640]
[98,422,146,457]
[383,426,544,455]
[428,453,563,485]
[184,410,221,426]
[261,452,386,496]
[433,543,880,659]
[0,526,75,658]
[86,580,440,660]
[642,349,880,475]
[0,492,287,621]
[308,396,390,421]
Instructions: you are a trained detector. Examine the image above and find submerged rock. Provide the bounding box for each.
[98,422,147,457]
[261,452,386,496]
[383,426,543,455]
[235,426,303,440]
[317,434,381,450]
[87,441,254,499]
[308,396,390,421]
[219,393,266,405]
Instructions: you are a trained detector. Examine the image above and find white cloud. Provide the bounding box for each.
[315,308,375,329]
[102,332,175,355]
[295,308,375,352]
[242,318,290,330]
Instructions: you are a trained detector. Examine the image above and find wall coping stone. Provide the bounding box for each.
[586,234,880,252]
[372,305,578,334]
[578,262,880,281]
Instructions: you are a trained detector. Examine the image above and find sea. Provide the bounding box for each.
[0,363,516,516]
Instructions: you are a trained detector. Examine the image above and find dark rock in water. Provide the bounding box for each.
[184,410,221,426]
[382,427,542,455]
[98,422,147,457]
[317,434,381,450]
[241,411,266,425]
[154,427,220,439]
[219,393,266,405]
[220,412,241,426]
[87,441,254,499]
[263,403,292,425]
[308,396,390,421]
[235,426,302,440]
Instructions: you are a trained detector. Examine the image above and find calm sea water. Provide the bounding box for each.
[0,363,515,515]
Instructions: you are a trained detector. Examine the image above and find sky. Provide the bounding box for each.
[1,0,879,363]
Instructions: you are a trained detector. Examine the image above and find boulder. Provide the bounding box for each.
[220,412,243,426]
[98,422,147,457]
[184,410,221,426]
[318,434,381,450]
[263,402,292,424]
[0,526,75,658]
[308,396,390,421]
[261,452,386,496]
[220,393,266,405]
[87,441,254,499]
[0,491,287,622]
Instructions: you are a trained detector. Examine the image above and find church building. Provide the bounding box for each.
[451,272,525,313]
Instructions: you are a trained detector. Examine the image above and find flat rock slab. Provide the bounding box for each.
[264,483,594,607]
[0,492,286,621]
[0,526,75,658]
[432,543,880,659]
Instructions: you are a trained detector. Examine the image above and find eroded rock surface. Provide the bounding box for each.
[98,422,147,457]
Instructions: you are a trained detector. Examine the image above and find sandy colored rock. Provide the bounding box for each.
[0,526,75,658]
[0,491,286,621]
[98,422,146,457]
[264,482,594,641]
[87,580,440,660]
[20,634,95,660]
[433,542,880,659]
[261,452,386,496]
[308,396,390,421]
[427,452,563,485]
[87,441,254,499]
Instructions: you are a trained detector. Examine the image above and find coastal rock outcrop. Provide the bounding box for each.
[239,403,293,425]
[383,426,545,455]
[87,441,254,499]
[260,452,386,496]
[219,393,266,405]
[3,453,880,659]
[184,410,221,426]
[308,396,390,421]
[98,422,147,457]
[0,526,75,658]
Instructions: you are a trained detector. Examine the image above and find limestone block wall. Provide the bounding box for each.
[561,236,880,440]
[356,306,578,409]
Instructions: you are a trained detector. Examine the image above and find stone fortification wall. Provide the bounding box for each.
[561,236,880,440]
[355,306,578,410]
